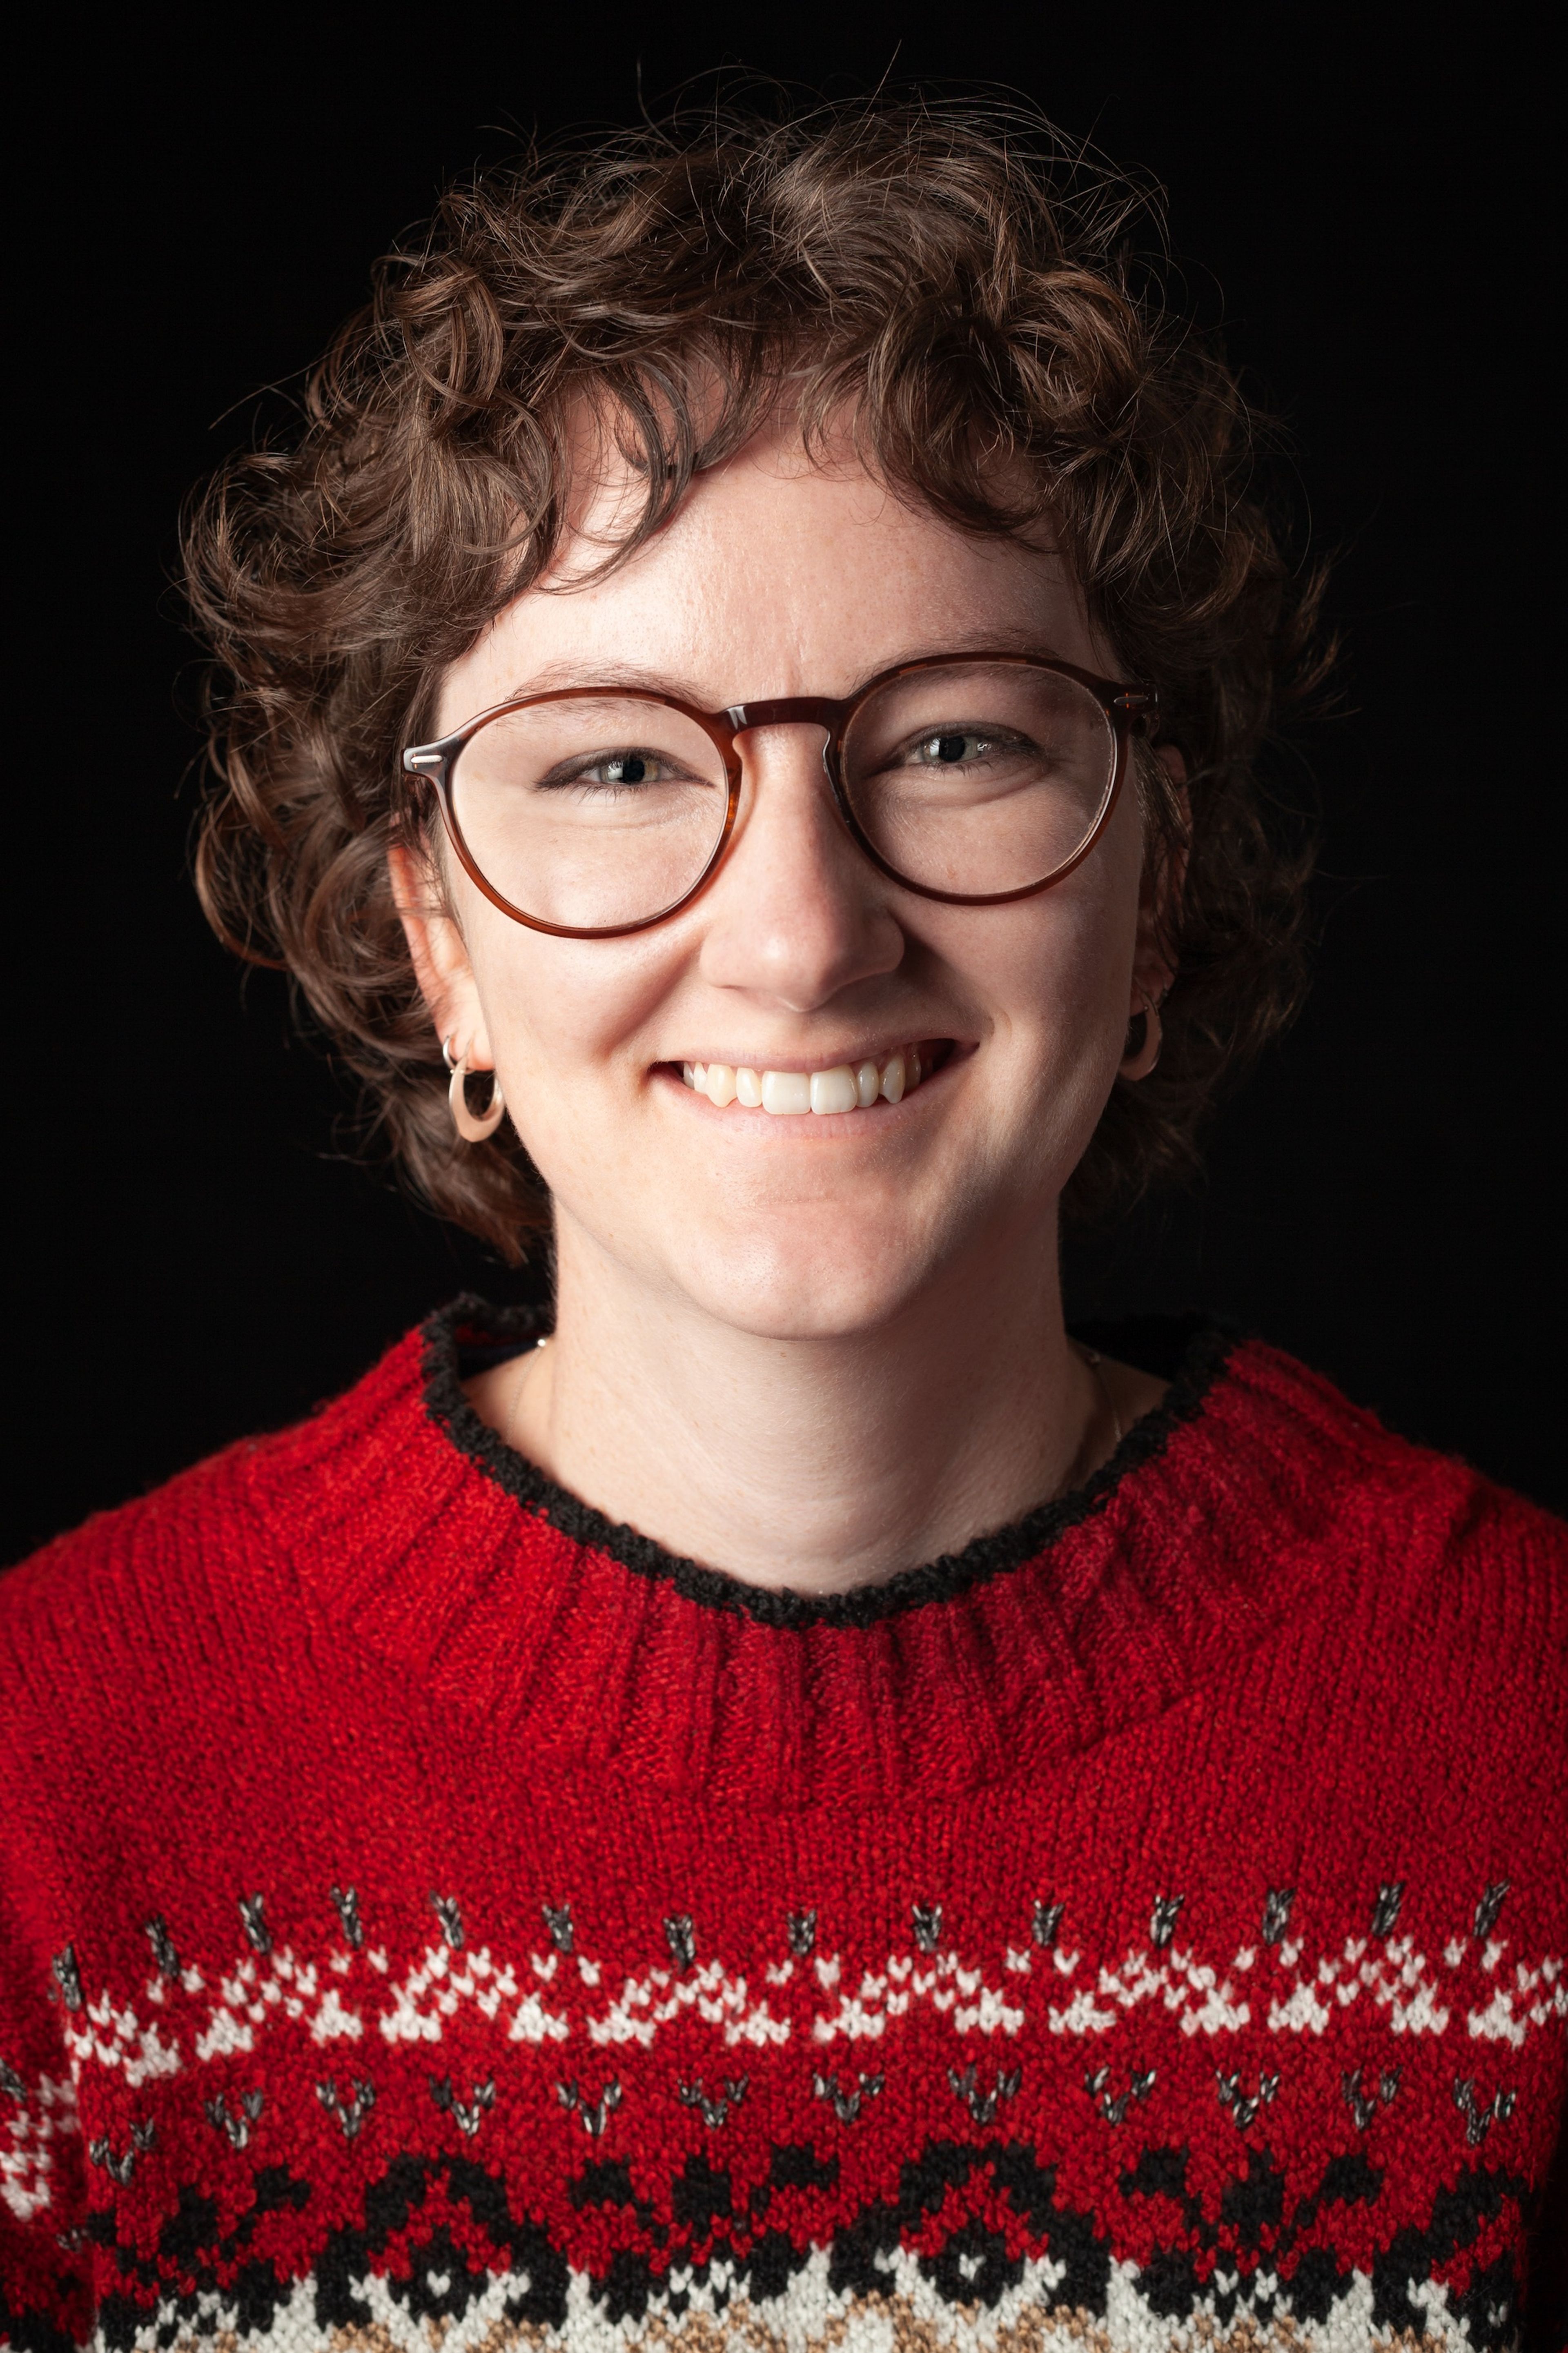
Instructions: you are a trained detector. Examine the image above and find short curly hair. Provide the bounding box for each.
[185,90,1327,1260]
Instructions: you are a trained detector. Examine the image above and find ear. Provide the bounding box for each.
[388,841,494,1071]
[1130,742,1188,1015]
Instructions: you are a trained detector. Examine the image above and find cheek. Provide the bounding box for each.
[945,851,1140,1069]
[465,914,682,1128]
[976,904,1138,1198]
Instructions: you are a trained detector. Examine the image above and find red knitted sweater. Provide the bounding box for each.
[2,1302,1564,2351]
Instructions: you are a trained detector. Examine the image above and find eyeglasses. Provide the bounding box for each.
[402,651,1156,939]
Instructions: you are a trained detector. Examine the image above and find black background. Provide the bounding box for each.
[8,2,1559,1561]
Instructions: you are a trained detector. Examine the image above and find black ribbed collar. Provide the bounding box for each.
[419,1293,1237,1631]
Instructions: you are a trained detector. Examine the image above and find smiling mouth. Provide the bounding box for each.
[670,1041,955,1114]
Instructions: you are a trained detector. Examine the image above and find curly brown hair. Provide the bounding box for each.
[185,91,1327,1261]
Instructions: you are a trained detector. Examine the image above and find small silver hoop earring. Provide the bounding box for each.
[446,1043,506,1143]
[1120,989,1164,1081]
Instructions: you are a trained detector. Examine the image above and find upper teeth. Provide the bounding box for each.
[679,1050,923,1114]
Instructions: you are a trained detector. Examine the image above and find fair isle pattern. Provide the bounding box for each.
[2,1308,1565,2348]
[2,1879,1560,2348]
[0,2071,76,2229]
[18,2243,1537,2353]
[15,1884,1567,2114]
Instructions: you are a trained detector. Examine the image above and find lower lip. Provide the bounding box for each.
[655,1043,965,1127]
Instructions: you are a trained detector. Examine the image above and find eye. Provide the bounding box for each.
[902,728,1009,769]
[574,749,680,788]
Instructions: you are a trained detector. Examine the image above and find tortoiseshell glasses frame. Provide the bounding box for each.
[402,650,1158,941]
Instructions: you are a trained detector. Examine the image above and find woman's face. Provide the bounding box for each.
[413,428,1160,1341]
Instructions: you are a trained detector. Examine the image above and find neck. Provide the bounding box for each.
[483,1212,1111,1594]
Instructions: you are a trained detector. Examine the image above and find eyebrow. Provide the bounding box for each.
[497,626,1074,709]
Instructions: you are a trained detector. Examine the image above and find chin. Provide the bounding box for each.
[663,1218,931,1342]
[657,1189,998,1343]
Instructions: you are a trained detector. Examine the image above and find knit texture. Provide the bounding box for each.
[1,1302,1564,2351]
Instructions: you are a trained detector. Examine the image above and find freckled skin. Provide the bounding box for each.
[394,426,1172,1593]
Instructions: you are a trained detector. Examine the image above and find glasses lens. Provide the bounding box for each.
[840,663,1117,897]
[447,697,732,930]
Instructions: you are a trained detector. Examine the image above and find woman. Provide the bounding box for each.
[2,96,1562,2351]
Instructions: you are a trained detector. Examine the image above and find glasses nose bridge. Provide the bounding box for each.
[723,693,846,801]
[718,695,862,883]
[724,692,845,733]
[724,692,844,755]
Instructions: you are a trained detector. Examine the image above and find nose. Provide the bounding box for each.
[695,724,905,1010]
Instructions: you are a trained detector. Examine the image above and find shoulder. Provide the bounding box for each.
[1217,1331,1566,1558]
[0,1441,249,1704]
[1104,1330,1568,1912]
[0,1320,436,1758]
[1194,1331,1566,1711]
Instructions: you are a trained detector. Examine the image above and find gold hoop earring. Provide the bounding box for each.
[1120,989,1164,1082]
[444,1035,506,1143]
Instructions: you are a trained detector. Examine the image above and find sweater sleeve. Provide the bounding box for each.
[1,1880,91,2353]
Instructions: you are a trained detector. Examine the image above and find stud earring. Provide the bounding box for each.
[443,1035,506,1143]
[1119,988,1165,1081]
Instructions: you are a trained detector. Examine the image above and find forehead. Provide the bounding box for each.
[440,425,1107,725]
